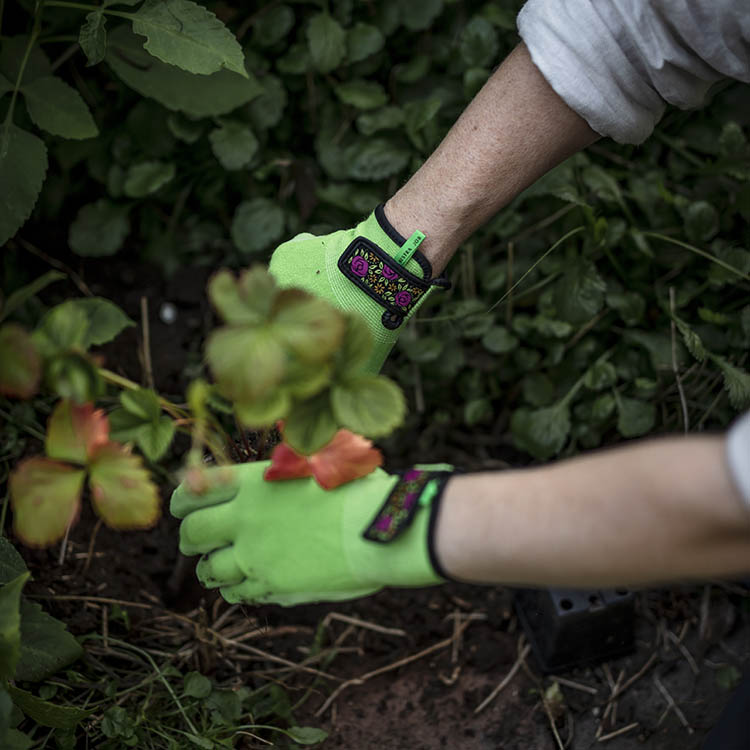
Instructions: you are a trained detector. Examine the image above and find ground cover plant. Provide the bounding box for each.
[1,0,750,747]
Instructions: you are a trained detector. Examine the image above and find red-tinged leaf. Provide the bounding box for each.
[46,400,109,465]
[183,465,237,496]
[308,429,383,490]
[9,458,85,547]
[264,442,313,481]
[0,323,41,398]
[88,443,160,529]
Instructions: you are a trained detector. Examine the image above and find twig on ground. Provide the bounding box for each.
[597,722,639,742]
[699,584,712,640]
[29,594,154,609]
[322,612,407,638]
[666,628,699,675]
[317,617,475,717]
[669,287,689,433]
[81,518,103,576]
[541,691,565,750]
[140,296,155,390]
[14,238,94,297]
[610,651,659,701]
[58,522,73,566]
[654,675,693,733]
[548,675,598,696]
[102,605,109,651]
[475,640,531,714]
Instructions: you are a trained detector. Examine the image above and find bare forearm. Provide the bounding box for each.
[435,435,750,587]
[385,43,598,275]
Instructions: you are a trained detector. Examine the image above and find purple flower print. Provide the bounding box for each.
[404,493,417,510]
[404,469,422,482]
[394,290,412,307]
[375,515,392,532]
[381,264,399,280]
[351,256,369,276]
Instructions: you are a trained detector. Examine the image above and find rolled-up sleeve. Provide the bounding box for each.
[517,0,750,144]
[727,412,750,512]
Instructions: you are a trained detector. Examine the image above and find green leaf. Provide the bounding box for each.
[183,671,212,699]
[285,726,328,745]
[0,37,52,84]
[347,23,385,63]
[615,394,655,438]
[356,106,404,136]
[88,443,161,529]
[0,538,28,586]
[0,125,48,247]
[0,572,28,680]
[283,391,338,455]
[272,290,346,364]
[334,80,387,110]
[710,354,750,410]
[44,352,103,404]
[9,459,86,547]
[522,372,556,407]
[107,26,261,117]
[715,664,741,692]
[459,16,498,68]
[2,729,33,750]
[401,0,443,31]
[235,388,291,427]
[21,76,98,139]
[530,316,573,339]
[45,399,108,464]
[36,298,134,353]
[247,74,287,131]
[606,290,645,326]
[0,324,41,399]
[121,388,160,420]
[402,336,443,363]
[404,97,442,150]
[346,137,410,180]
[6,686,89,729]
[464,397,492,426]
[331,374,406,438]
[208,121,258,170]
[1,270,65,322]
[555,258,606,324]
[231,197,285,254]
[79,11,108,66]
[206,327,287,403]
[335,313,373,374]
[276,42,310,75]
[591,392,616,421]
[16,596,83,681]
[675,317,706,362]
[511,403,571,460]
[132,0,247,77]
[69,199,130,256]
[625,329,685,371]
[481,326,518,354]
[583,360,617,391]
[306,13,346,73]
[123,160,175,197]
[208,267,276,325]
[166,112,204,143]
[683,200,719,243]
[109,389,174,461]
[253,4,295,48]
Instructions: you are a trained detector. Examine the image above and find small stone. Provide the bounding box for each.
[160,302,177,324]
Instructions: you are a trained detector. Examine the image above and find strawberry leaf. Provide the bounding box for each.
[45,400,109,465]
[308,429,383,490]
[10,458,85,547]
[264,442,313,482]
[88,443,160,529]
[0,323,41,398]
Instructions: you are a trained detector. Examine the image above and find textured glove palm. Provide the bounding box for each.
[171,462,452,606]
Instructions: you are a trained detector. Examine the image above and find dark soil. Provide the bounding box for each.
[12,257,750,748]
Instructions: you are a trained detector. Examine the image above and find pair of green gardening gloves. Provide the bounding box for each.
[171,206,456,606]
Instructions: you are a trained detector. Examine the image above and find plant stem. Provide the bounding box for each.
[0,406,46,441]
[43,1,133,19]
[2,8,42,152]
[98,369,188,420]
[642,231,750,282]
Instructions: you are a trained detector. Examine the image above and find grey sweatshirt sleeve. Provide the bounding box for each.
[727,411,750,511]
[517,0,750,144]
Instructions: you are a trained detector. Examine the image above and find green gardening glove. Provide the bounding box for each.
[268,204,450,374]
[170,461,453,606]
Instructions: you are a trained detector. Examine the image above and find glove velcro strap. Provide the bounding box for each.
[362,468,451,544]
[338,238,447,330]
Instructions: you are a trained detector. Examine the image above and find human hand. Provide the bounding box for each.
[268,205,449,374]
[170,461,453,606]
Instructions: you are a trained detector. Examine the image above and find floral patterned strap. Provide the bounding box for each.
[338,237,434,330]
[362,469,451,544]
